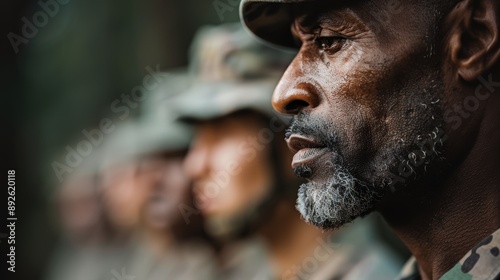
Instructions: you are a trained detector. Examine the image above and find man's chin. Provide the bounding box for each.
[295,175,379,230]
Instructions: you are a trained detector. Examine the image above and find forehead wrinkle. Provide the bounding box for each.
[292,1,369,31]
[317,8,366,30]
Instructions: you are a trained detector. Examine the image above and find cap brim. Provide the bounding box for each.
[240,0,314,50]
[173,79,280,123]
[134,121,192,157]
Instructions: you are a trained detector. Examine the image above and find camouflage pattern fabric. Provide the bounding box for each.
[98,70,194,166]
[134,70,193,157]
[139,70,191,122]
[187,23,294,82]
[399,228,500,280]
[99,120,141,171]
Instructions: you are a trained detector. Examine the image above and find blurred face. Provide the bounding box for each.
[184,112,274,221]
[273,1,450,229]
[101,162,146,229]
[58,176,103,242]
[137,153,191,230]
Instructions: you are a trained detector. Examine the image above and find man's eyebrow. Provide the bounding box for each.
[289,12,342,45]
[291,5,358,31]
[292,7,367,40]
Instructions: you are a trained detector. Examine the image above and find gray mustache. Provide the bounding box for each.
[286,113,339,150]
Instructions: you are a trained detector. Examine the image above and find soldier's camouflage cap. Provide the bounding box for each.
[175,79,282,123]
[174,23,295,123]
[240,0,315,50]
[140,71,191,122]
[100,71,193,170]
[99,120,140,171]
[134,117,192,158]
[135,70,193,157]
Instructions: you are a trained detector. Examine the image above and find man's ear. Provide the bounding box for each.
[447,0,500,81]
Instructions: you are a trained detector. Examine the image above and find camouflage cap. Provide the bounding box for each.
[135,70,193,157]
[174,78,281,123]
[134,118,192,158]
[99,120,141,171]
[100,119,191,171]
[140,70,191,122]
[175,22,295,123]
[240,0,315,50]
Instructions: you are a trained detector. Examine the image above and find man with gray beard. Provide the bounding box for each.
[240,0,500,279]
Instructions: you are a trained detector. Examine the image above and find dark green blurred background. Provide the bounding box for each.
[2,1,240,279]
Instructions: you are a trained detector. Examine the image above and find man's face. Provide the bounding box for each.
[184,112,274,222]
[137,154,190,230]
[274,1,448,229]
[58,176,103,243]
[101,163,146,228]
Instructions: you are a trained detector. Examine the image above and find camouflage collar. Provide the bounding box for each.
[398,228,500,280]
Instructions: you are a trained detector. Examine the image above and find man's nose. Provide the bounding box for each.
[272,56,320,115]
[183,142,209,180]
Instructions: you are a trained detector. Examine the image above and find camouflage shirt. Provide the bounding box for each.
[398,228,500,280]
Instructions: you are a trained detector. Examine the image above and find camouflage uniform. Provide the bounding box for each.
[174,23,405,280]
[398,229,500,280]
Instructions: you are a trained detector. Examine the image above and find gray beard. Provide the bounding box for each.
[295,123,445,230]
[295,162,381,229]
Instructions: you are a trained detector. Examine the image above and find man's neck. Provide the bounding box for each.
[143,228,174,257]
[380,103,500,280]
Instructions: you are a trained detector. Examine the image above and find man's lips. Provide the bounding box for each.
[286,135,328,168]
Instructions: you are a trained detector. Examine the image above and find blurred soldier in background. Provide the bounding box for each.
[124,71,218,280]
[175,23,405,280]
[99,121,144,243]
[46,150,129,280]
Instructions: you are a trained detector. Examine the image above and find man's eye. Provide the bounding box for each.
[315,37,345,55]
